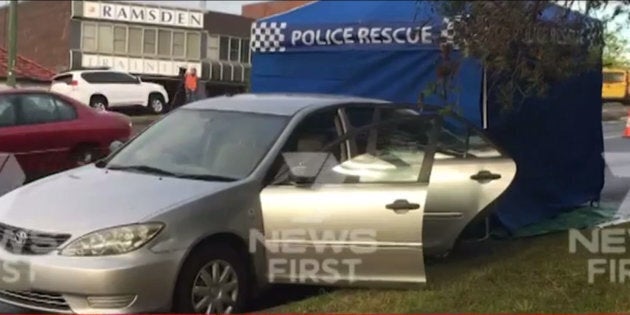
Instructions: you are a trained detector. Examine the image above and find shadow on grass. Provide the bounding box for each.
[252,285,337,312]
[250,237,519,313]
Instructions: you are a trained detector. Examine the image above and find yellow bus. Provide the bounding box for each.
[603,68,629,103]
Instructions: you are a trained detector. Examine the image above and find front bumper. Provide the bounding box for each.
[0,247,186,314]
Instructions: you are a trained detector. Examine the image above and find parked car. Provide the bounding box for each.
[50,69,169,114]
[0,89,132,181]
[602,68,629,104]
[0,94,516,314]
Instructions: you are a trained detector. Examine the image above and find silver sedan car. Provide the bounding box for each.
[0,94,516,314]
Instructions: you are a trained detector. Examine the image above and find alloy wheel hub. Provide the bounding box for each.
[152,100,163,112]
[191,259,239,314]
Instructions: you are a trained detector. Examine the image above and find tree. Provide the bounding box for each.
[421,0,629,110]
[603,28,630,67]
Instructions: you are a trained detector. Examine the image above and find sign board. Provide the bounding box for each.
[80,1,204,29]
[250,18,590,53]
[250,21,454,53]
[81,54,201,77]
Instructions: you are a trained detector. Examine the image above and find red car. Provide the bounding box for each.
[0,89,132,181]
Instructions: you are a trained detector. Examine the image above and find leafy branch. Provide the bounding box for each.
[418,0,625,111]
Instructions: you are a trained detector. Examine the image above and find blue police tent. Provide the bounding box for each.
[250,0,605,233]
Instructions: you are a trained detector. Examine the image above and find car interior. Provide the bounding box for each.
[0,100,16,127]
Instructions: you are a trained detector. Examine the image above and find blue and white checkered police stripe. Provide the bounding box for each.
[251,21,287,53]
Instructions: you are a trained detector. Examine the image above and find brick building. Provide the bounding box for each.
[0,0,253,99]
[242,1,313,20]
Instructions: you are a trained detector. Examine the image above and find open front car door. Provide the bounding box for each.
[259,106,431,288]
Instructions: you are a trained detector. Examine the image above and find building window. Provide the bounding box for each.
[172,31,185,58]
[113,26,127,54]
[229,38,240,62]
[128,27,142,55]
[219,36,229,61]
[97,24,113,53]
[82,23,97,52]
[158,29,172,56]
[241,39,250,64]
[143,29,156,55]
[207,34,219,60]
[186,32,201,60]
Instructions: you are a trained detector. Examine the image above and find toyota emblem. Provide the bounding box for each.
[12,230,28,247]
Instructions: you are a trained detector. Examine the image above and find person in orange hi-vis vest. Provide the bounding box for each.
[185,67,199,103]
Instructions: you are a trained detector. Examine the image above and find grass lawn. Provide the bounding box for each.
[267,225,630,313]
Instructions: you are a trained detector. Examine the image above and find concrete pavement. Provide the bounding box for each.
[601,120,630,222]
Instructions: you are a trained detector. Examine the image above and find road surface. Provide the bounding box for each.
[0,121,629,313]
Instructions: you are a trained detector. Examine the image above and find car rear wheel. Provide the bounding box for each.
[148,94,165,114]
[89,96,108,111]
[173,243,250,314]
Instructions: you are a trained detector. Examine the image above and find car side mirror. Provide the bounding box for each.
[282,152,330,186]
[287,165,317,185]
[109,140,124,153]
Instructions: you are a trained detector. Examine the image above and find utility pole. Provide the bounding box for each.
[6,0,17,88]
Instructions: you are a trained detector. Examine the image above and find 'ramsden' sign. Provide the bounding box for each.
[78,1,204,29]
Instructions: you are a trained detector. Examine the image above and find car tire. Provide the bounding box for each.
[71,145,99,167]
[148,93,165,115]
[89,96,108,111]
[172,243,251,314]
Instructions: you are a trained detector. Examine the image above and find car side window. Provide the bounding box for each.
[52,97,78,121]
[340,114,434,183]
[268,109,346,185]
[269,107,435,185]
[81,72,105,83]
[438,115,502,158]
[109,72,139,84]
[344,105,419,157]
[0,96,17,127]
[18,94,77,125]
[345,107,376,128]
[80,71,136,84]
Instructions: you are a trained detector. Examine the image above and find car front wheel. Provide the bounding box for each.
[173,243,250,314]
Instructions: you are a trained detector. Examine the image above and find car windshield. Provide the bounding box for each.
[105,109,289,181]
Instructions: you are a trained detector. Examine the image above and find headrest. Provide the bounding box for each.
[297,134,326,151]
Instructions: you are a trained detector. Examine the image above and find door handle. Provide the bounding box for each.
[470,170,501,182]
[386,199,420,211]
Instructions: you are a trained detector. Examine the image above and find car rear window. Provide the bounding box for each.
[52,74,73,84]
[604,72,626,83]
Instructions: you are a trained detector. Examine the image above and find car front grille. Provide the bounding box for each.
[0,290,71,312]
[0,222,71,255]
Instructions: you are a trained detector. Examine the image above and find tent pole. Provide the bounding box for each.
[482,66,488,129]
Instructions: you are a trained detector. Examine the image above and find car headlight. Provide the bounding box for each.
[60,223,164,256]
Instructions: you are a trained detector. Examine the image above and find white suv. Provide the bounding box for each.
[50,70,170,114]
